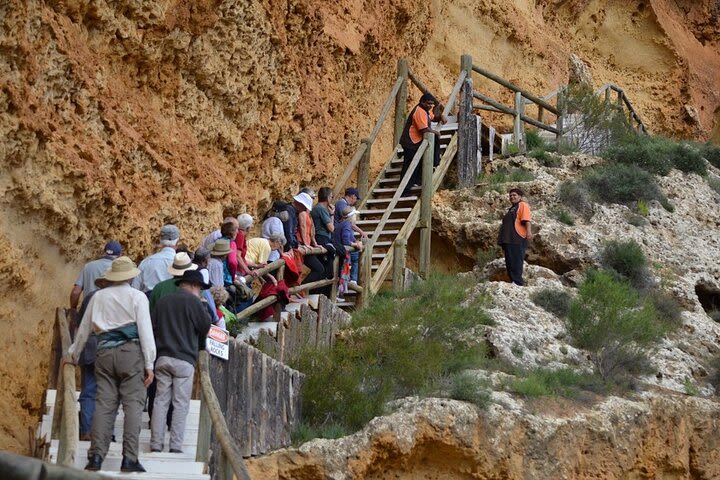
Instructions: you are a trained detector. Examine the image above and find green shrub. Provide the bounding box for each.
[636,200,649,216]
[707,177,720,195]
[531,288,572,318]
[604,136,674,175]
[584,163,666,206]
[604,136,707,176]
[481,167,534,184]
[292,422,348,446]
[551,207,575,225]
[509,368,598,398]
[566,271,667,382]
[476,245,500,267]
[525,130,545,150]
[601,239,650,289]
[700,142,720,169]
[646,290,683,328]
[295,274,493,433]
[683,378,699,396]
[558,180,594,218]
[448,372,491,408]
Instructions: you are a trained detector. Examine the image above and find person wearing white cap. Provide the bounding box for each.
[132,224,181,294]
[67,256,156,473]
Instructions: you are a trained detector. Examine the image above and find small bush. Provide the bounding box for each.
[566,271,667,382]
[683,378,699,396]
[292,422,348,446]
[525,130,545,150]
[584,163,667,206]
[551,207,575,225]
[448,372,491,408]
[646,290,683,328]
[669,143,706,175]
[601,239,650,289]
[558,180,594,218]
[296,273,493,433]
[707,177,720,195]
[482,167,534,184]
[476,245,501,267]
[636,200,649,217]
[700,142,720,169]
[605,136,707,176]
[531,288,572,318]
[509,368,598,398]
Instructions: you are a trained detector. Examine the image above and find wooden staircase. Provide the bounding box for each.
[40,390,208,479]
[356,119,459,282]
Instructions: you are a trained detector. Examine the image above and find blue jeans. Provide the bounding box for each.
[79,364,97,436]
[350,251,359,282]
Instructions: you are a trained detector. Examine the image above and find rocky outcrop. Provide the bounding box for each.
[1,0,720,455]
[246,395,720,479]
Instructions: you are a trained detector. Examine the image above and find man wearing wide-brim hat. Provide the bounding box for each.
[150,269,211,453]
[207,238,232,288]
[68,256,157,473]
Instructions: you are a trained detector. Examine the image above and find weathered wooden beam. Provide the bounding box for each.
[392,239,407,292]
[457,54,477,188]
[471,64,559,114]
[358,139,371,200]
[195,398,211,463]
[514,91,526,153]
[198,351,251,480]
[419,132,434,279]
[394,58,409,146]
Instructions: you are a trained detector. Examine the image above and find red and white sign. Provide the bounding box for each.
[206,325,229,360]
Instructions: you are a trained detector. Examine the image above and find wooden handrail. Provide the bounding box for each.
[356,146,401,211]
[472,92,559,134]
[369,140,428,243]
[368,77,405,144]
[472,64,559,115]
[371,134,458,293]
[442,70,467,117]
[333,76,404,198]
[198,351,251,480]
[54,308,78,468]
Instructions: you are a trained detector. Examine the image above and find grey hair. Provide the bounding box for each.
[268,233,286,247]
[237,213,253,230]
[160,238,179,247]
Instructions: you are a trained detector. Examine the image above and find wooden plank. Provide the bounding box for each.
[419,132,434,278]
[471,64,558,114]
[195,398,211,463]
[197,351,251,480]
[243,343,254,457]
[258,353,268,454]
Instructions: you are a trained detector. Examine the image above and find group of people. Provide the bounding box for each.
[65,185,369,473]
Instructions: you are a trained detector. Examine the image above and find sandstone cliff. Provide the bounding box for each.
[1,0,719,455]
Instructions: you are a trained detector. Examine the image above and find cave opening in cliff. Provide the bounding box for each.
[695,282,720,322]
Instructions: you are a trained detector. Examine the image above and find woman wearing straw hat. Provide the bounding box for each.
[67,256,157,473]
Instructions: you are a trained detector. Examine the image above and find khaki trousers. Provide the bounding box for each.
[89,341,146,462]
[150,356,195,451]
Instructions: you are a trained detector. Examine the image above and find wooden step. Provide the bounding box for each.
[354,229,399,236]
[365,197,418,205]
[359,208,412,216]
[356,218,406,226]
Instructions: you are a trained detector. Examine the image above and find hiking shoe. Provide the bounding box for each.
[120,456,147,473]
[85,454,103,471]
[169,448,184,453]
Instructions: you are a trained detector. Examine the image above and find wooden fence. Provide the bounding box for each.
[253,294,352,364]
[204,341,302,469]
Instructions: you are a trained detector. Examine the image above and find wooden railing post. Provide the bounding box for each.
[457,54,477,188]
[358,138,371,200]
[394,58,409,146]
[196,398,211,463]
[556,87,566,147]
[513,91,525,153]
[329,255,340,302]
[392,238,407,292]
[419,132,434,279]
[359,238,372,306]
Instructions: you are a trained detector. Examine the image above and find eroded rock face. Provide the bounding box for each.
[246,395,720,479]
[432,154,720,395]
[1,0,720,455]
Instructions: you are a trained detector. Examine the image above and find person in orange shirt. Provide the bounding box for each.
[399,93,446,197]
[497,188,533,285]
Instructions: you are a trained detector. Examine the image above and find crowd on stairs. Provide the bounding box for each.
[64,184,367,473]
